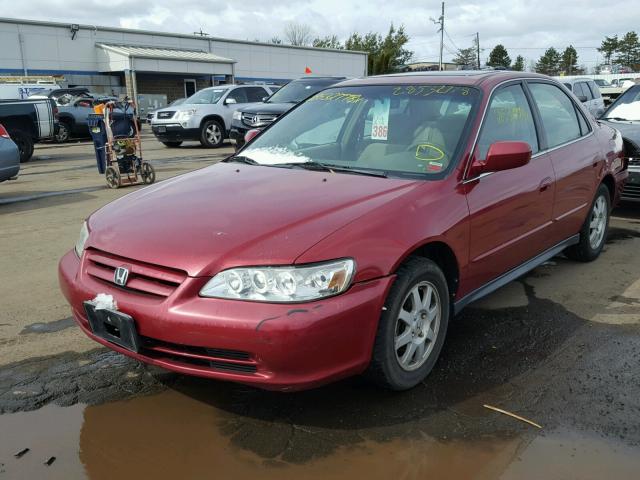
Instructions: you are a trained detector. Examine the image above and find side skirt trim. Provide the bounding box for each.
[453,234,580,315]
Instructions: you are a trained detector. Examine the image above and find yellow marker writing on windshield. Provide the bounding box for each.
[415,144,445,162]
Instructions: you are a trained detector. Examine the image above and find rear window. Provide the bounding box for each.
[266,80,340,104]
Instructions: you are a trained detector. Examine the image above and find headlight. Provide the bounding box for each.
[232,111,242,121]
[200,259,355,302]
[75,221,89,257]
[177,109,197,119]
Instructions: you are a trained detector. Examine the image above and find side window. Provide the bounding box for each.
[227,88,248,104]
[476,84,539,161]
[528,82,582,148]
[575,105,591,135]
[587,81,601,99]
[246,87,268,102]
[580,82,594,100]
[563,83,572,91]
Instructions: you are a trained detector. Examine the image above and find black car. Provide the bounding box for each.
[599,84,640,202]
[229,77,346,149]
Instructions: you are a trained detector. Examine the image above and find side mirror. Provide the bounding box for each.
[471,141,531,176]
[244,128,261,143]
[224,97,237,105]
[577,95,588,102]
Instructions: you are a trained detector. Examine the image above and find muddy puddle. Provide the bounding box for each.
[1,388,639,480]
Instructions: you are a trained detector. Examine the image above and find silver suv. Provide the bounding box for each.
[151,84,276,148]
[561,78,605,118]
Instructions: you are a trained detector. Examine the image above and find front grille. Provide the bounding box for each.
[139,336,257,374]
[156,110,175,119]
[241,112,279,128]
[628,157,640,167]
[85,249,187,298]
[622,182,640,200]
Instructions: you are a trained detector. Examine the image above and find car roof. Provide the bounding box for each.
[562,78,594,84]
[336,70,553,89]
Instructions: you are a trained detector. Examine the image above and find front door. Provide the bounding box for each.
[465,83,555,290]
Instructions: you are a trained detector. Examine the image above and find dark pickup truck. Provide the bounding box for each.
[0,98,57,162]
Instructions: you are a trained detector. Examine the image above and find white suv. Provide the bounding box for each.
[151,84,275,148]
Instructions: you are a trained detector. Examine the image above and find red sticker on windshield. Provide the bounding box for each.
[427,161,443,171]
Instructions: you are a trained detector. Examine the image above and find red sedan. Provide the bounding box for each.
[59,71,627,391]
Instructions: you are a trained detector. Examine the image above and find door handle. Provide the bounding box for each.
[539,177,553,192]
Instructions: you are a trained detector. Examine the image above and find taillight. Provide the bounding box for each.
[53,107,59,118]
[0,123,9,139]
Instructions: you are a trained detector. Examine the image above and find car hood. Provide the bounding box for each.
[600,120,640,149]
[237,102,294,115]
[87,163,419,277]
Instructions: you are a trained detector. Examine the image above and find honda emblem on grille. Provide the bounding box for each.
[114,266,129,286]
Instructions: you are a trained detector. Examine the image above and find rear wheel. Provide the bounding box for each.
[366,257,449,390]
[55,121,71,143]
[9,130,34,163]
[200,119,224,148]
[162,141,183,148]
[565,184,610,262]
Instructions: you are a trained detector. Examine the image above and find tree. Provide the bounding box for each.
[535,47,561,75]
[345,24,413,75]
[560,45,579,75]
[513,55,525,71]
[312,35,343,49]
[598,35,618,65]
[453,37,479,69]
[615,31,640,67]
[487,44,511,68]
[284,22,312,46]
[269,36,283,45]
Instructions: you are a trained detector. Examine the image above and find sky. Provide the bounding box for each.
[1,0,638,70]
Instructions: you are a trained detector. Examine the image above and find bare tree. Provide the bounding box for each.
[284,22,312,46]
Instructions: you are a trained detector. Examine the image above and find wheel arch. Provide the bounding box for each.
[395,240,460,301]
[200,114,226,133]
[600,174,616,207]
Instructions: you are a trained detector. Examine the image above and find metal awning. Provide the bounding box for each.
[96,43,235,75]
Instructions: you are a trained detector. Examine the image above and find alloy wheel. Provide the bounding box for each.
[206,124,222,145]
[589,195,607,250]
[394,281,441,371]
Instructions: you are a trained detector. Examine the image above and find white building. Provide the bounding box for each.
[0,17,368,102]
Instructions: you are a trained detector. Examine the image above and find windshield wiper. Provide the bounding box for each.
[277,162,387,177]
[225,155,260,165]
[323,164,388,178]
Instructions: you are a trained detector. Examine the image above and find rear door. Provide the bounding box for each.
[527,81,599,240]
[465,82,556,287]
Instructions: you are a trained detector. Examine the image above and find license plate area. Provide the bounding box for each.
[157,126,166,133]
[83,302,140,352]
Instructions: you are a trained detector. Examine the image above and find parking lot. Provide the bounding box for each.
[0,130,638,478]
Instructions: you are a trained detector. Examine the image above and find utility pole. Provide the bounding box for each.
[439,3,445,71]
[476,32,480,69]
[431,3,445,71]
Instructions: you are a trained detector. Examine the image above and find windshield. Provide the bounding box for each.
[185,88,226,105]
[595,79,611,87]
[604,86,640,121]
[266,80,338,104]
[242,85,480,178]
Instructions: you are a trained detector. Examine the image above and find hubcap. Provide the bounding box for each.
[206,124,222,144]
[589,195,607,249]
[394,281,441,371]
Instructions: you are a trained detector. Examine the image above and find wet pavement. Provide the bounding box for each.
[1,140,639,479]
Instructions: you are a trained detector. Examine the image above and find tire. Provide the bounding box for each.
[366,257,450,390]
[140,162,156,184]
[9,130,34,163]
[55,121,71,143]
[105,166,121,189]
[564,184,610,262]
[162,141,183,148]
[199,119,224,148]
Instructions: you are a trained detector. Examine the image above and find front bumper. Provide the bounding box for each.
[151,124,200,142]
[229,126,249,143]
[59,250,393,391]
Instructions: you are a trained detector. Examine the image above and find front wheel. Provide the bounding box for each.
[140,162,155,184]
[55,122,70,143]
[200,120,224,148]
[105,166,121,189]
[366,257,449,390]
[565,184,610,262]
